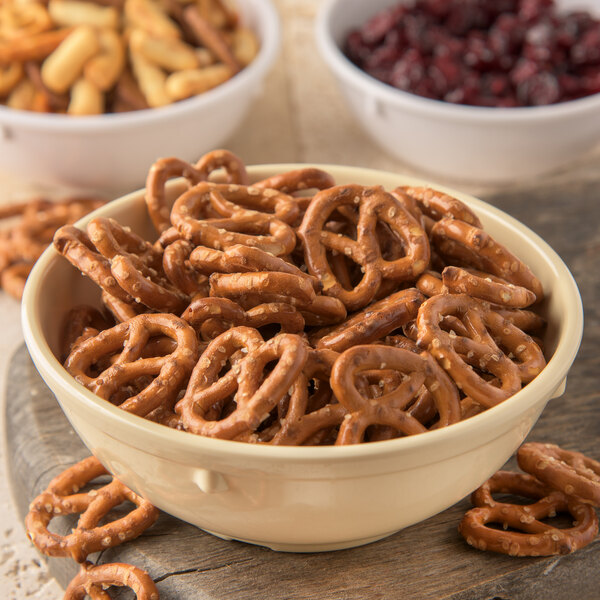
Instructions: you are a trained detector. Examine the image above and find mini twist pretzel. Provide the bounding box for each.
[175,326,264,434]
[109,253,190,314]
[162,239,209,297]
[87,217,163,272]
[170,182,296,256]
[459,470,598,556]
[268,349,347,446]
[416,293,524,407]
[182,296,305,340]
[146,157,206,233]
[53,226,133,303]
[517,443,600,507]
[298,184,430,312]
[64,561,159,600]
[394,186,483,228]
[177,329,309,439]
[65,313,199,417]
[312,288,425,352]
[331,345,461,444]
[190,243,321,292]
[442,266,537,309]
[25,456,159,563]
[209,271,316,307]
[431,217,544,301]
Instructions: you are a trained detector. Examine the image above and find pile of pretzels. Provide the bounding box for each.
[52,149,549,446]
[0,195,104,299]
[0,0,257,114]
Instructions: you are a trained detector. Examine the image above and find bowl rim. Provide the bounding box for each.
[21,163,584,463]
[315,0,600,123]
[0,0,280,132]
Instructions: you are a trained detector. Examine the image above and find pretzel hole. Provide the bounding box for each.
[326,249,363,291]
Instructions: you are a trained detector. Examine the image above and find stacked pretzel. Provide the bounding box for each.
[54,148,548,446]
[0,0,258,114]
[460,442,600,557]
[25,455,160,599]
[0,195,105,299]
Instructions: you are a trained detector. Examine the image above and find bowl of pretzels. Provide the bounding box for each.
[21,152,583,552]
[0,0,279,192]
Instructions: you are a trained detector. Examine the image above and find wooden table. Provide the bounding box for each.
[1,1,600,598]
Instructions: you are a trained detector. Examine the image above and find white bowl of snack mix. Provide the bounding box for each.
[0,0,279,192]
[22,158,583,552]
[315,0,600,183]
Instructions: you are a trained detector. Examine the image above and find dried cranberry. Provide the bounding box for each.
[516,71,560,105]
[342,0,600,108]
[429,54,462,96]
[463,32,496,70]
[518,0,554,23]
[570,26,600,66]
[389,49,426,91]
[361,5,406,45]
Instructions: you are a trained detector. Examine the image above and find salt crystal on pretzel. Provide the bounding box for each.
[459,470,598,556]
[25,456,159,563]
[64,560,160,600]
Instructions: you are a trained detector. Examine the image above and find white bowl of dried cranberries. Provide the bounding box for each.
[316,0,600,183]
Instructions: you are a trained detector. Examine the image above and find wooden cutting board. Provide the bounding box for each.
[5,180,600,599]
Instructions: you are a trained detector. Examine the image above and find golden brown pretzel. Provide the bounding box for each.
[53,225,133,303]
[394,186,483,228]
[442,266,537,308]
[182,296,304,340]
[87,217,163,271]
[416,293,529,407]
[331,345,461,444]
[415,270,445,297]
[312,288,425,352]
[60,304,112,361]
[298,184,430,311]
[517,443,600,507]
[190,243,320,292]
[209,271,316,307]
[268,349,347,446]
[25,456,159,563]
[431,217,544,301]
[170,182,296,256]
[176,328,309,439]
[162,239,209,297]
[65,313,199,416]
[64,561,159,600]
[459,470,598,556]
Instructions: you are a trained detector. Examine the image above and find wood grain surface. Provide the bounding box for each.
[5,179,600,599]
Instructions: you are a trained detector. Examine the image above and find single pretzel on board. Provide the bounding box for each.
[25,456,159,563]
[459,470,598,556]
[517,442,600,507]
[64,560,159,600]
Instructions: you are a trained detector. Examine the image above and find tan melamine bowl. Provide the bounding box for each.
[22,165,583,552]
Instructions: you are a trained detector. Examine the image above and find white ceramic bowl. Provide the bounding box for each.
[315,0,600,183]
[22,164,583,552]
[0,0,280,193]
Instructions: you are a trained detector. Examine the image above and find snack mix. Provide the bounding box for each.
[0,0,258,114]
